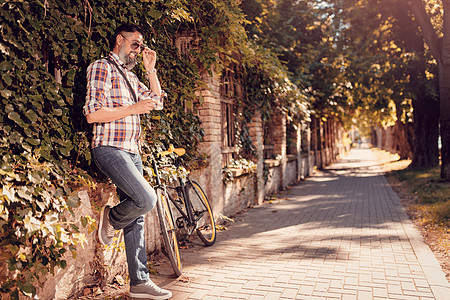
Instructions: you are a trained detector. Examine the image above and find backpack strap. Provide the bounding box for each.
[105,56,138,103]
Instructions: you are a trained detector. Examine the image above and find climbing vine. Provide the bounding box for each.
[0,0,253,298]
[0,0,313,297]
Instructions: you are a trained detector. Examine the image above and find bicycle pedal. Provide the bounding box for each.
[176,218,185,228]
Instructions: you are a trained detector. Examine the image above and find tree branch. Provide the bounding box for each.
[406,0,441,62]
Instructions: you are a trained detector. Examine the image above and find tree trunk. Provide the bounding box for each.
[411,94,439,167]
[393,120,413,160]
[440,1,450,179]
[439,62,450,178]
[394,3,439,167]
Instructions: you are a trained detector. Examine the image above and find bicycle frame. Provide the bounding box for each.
[167,176,198,231]
[151,156,211,235]
[151,156,197,233]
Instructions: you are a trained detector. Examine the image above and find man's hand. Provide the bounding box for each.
[142,47,157,71]
[131,98,158,114]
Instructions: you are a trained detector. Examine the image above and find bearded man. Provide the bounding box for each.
[83,23,171,300]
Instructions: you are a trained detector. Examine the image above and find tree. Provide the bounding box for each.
[325,0,439,165]
[392,3,439,166]
[407,0,450,178]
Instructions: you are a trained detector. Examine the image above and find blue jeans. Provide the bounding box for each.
[92,146,157,286]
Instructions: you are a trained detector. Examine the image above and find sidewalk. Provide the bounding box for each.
[154,147,450,299]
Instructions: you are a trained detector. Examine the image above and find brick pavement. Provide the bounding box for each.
[153,147,450,299]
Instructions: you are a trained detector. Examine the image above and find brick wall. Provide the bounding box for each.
[195,72,224,217]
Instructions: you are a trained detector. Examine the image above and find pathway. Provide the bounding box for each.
[153,147,450,299]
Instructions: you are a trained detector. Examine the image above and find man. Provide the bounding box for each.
[83,23,171,299]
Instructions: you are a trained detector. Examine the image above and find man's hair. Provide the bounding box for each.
[110,23,144,49]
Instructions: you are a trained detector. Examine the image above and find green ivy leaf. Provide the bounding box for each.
[66,191,80,208]
[7,245,19,256]
[53,108,63,116]
[0,60,13,71]
[1,90,13,98]
[2,73,13,86]
[8,112,25,127]
[26,138,41,146]
[17,281,36,297]
[25,109,39,123]
[59,260,67,269]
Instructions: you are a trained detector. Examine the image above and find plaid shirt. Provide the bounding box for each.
[84,52,163,153]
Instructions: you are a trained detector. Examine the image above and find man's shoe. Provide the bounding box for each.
[98,205,115,245]
[129,280,172,299]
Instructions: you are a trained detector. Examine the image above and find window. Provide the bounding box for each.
[174,35,199,57]
[220,66,242,166]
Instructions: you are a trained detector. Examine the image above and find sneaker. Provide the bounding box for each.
[129,280,172,299]
[98,205,115,245]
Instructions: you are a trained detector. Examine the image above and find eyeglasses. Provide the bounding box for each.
[120,34,147,53]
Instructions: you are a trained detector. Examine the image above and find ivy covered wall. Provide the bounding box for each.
[0,0,251,298]
[0,0,310,298]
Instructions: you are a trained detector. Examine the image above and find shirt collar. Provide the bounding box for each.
[109,52,127,69]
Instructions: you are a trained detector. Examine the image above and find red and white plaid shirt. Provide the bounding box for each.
[84,52,163,153]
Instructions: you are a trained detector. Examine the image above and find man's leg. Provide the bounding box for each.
[93,146,157,228]
[91,146,172,298]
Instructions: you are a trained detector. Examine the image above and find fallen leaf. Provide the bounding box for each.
[115,274,125,286]
[93,287,103,295]
[178,276,190,283]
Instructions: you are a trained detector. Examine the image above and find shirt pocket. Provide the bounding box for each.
[110,75,135,107]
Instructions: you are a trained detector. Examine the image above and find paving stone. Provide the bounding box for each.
[151,147,450,300]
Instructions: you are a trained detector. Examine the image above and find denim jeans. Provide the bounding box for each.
[92,146,157,286]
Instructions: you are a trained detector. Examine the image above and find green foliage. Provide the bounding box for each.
[236,0,318,158]
[0,0,320,296]
[222,158,257,185]
[328,0,438,131]
[0,0,250,297]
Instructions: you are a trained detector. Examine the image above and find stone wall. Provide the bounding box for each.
[36,182,168,300]
[222,173,255,217]
[248,111,265,205]
[285,156,298,187]
[264,160,282,196]
[38,185,129,299]
[196,72,224,219]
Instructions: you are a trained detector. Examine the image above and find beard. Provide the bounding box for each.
[118,46,137,70]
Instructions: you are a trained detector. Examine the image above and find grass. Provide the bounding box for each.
[390,166,450,227]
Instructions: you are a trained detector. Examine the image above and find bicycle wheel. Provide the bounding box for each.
[186,181,216,246]
[156,188,182,276]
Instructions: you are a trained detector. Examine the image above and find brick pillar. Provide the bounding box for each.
[272,110,287,190]
[305,122,312,176]
[197,72,223,215]
[248,111,264,205]
[296,125,302,181]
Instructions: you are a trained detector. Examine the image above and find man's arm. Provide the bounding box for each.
[142,48,162,97]
[85,99,158,124]
[84,58,159,124]
[146,70,162,97]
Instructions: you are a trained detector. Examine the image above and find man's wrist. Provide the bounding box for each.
[146,69,157,75]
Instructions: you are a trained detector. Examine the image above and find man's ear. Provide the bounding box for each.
[115,34,124,48]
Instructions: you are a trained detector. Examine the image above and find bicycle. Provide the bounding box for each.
[145,145,217,277]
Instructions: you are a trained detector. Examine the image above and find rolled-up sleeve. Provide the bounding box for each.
[83,60,110,116]
[136,79,167,111]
